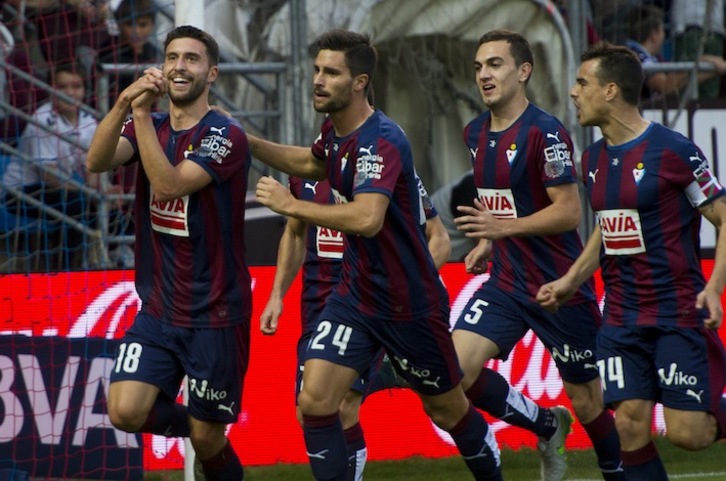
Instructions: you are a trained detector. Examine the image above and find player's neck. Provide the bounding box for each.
[601,108,650,147]
[331,100,375,137]
[489,96,529,132]
[169,100,211,131]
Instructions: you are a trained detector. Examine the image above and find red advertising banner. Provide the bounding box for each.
[1,262,725,470]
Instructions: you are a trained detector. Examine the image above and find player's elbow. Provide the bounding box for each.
[357,215,384,237]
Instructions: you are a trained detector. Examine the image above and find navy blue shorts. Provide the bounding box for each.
[110,312,250,423]
[453,284,600,384]
[304,298,462,396]
[296,330,369,400]
[597,324,726,412]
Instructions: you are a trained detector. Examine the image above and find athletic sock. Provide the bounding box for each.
[465,367,555,439]
[620,441,668,481]
[139,397,190,437]
[447,403,503,481]
[302,413,348,481]
[343,422,367,481]
[199,440,244,481]
[581,409,624,480]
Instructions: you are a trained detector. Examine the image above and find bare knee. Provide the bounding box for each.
[665,412,717,451]
[189,419,227,460]
[339,391,362,430]
[564,380,603,424]
[421,388,470,432]
[107,399,148,433]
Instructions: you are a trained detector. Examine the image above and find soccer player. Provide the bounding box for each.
[259,175,449,480]
[250,28,503,481]
[452,30,623,481]
[537,41,726,481]
[86,25,250,481]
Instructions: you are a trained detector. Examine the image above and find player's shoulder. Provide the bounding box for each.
[204,110,245,136]
[524,104,569,136]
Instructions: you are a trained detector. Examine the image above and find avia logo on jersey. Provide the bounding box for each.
[355,145,385,182]
[197,128,234,164]
[657,363,698,387]
[597,209,645,255]
[550,344,594,363]
[188,377,228,401]
[477,188,517,219]
[149,188,190,237]
[316,225,343,259]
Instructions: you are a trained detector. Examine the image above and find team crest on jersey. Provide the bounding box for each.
[597,209,645,255]
[477,188,517,219]
[632,163,645,185]
[316,225,343,259]
[505,144,517,164]
[149,187,190,237]
[121,116,133,133]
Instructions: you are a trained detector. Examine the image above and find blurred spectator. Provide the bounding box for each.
[554,0,601,46]
[590,0,642,44]
[1,61,111,269]
[26,0,110,67]
[626,4,726,101]
[430,172,478,262]
[671,0,726,98]
[98,0,159,106]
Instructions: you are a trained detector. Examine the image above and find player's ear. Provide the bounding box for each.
[354,73,369,94]
[519,62,532,84]
[207,65,219,83]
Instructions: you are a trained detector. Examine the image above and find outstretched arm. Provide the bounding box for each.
[260,216,307,335]
[247,133,326,180]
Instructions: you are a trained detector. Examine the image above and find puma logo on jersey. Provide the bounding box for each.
[304,181,318,194]
[588,169,599,183]
[209,126,226,135]
[358,145,374,156]
[546,132,560,142]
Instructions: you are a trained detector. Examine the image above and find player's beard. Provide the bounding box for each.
[168,75,207,107]
[314,86,353,114]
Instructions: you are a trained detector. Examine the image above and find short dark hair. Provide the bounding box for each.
[114,0,157,24]
[581,41,643,106]
[626,5,664,44]
[52,61,85,81]
[310,29,377,98]
[479,29,534,81]
[164,25,219,66]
